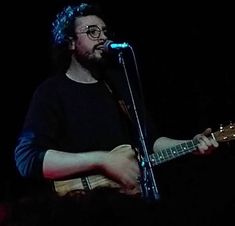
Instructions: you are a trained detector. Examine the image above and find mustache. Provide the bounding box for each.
[94,41,106,50]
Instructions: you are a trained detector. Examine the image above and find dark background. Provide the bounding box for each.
[1,0,234,225]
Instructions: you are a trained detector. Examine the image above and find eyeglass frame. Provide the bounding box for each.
[75,25,109,40]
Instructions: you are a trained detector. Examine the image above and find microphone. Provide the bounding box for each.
[104,40,130,52]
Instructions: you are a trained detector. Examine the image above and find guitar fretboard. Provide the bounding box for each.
[150,139,200,166]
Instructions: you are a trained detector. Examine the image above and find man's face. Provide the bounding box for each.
[72,15,108,63]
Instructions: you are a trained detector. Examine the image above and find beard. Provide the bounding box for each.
[75,50,111,81]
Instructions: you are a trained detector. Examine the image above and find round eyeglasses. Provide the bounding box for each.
[76,25,109,40]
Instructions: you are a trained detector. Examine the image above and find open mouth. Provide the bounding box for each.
[95,46,104,51]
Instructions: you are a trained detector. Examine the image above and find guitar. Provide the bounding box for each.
[53,123,235,196]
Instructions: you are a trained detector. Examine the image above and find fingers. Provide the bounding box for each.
[121,162,140,189]
[103,150,140,190]
[196,133,219,154]
[193,127,219,155]
[197,136,211,154]
[202,128,212,136]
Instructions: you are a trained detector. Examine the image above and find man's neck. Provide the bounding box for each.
[66,56,98,84]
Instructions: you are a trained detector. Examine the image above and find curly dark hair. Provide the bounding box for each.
[51,2,103,46]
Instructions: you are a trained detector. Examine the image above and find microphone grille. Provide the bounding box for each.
[104,40,113,52]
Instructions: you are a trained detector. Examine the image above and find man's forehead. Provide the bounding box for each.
[74,15,105,28]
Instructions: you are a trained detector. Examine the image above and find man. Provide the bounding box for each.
[14,2,218,198]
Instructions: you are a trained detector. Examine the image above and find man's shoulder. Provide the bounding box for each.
[37,74,65,90]
[33,74,66,98]
[39,73,65,86]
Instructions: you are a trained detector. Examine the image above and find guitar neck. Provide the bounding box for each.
[149,139,200,166]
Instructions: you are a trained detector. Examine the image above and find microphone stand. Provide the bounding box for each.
[117,47,160,201]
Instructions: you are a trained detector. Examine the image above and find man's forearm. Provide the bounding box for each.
[43,149,107,179]
[153,137,189,153]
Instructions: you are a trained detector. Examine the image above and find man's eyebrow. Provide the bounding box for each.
[77,25,95,30]
[77,24,107,31]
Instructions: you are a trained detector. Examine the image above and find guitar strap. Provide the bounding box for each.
[104,81,132,121]
[104,81,142,157]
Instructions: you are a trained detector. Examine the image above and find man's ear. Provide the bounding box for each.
[68,37,75,50]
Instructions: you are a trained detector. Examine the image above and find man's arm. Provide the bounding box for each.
[153,128,219,154]
[43,146,140,190]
